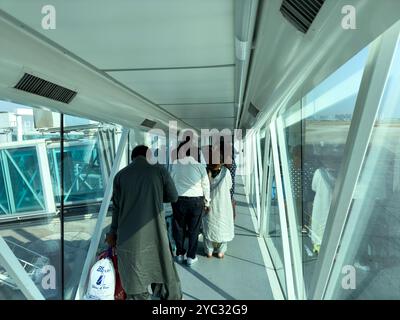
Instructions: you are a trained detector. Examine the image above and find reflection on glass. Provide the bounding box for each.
[62,118,121,299]
[279,46,370,297]
[329,35,400,299]
[48,138,105,205]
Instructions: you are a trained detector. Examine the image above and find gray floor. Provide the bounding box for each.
[176,178,274,300]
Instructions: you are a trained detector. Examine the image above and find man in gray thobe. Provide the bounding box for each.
[106,145,182,300]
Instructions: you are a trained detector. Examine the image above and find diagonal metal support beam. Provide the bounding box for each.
[75,128,129,300]
[270,120,296,300]
[0,236,45,300]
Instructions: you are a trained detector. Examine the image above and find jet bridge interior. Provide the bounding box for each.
[0,0,400,300]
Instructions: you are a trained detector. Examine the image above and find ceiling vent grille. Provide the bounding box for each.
[280,0,325,33]
[141,119,157,128]
[14,73,77,104]
[248,102,260,118]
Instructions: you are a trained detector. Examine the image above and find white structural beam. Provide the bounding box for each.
[259,127,271,235]
[37,142,56,215]
[256,131,264,231]
[75,128,129,300]
[0,236,45,300]
[276,116,304,299]
[253,133,261,227]
[270,120,296,300]
[311,21,400,300]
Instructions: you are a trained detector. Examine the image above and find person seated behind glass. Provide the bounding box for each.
[202,160,235,259]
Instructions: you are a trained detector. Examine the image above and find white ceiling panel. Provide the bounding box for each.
[161,103,234,118]
[0,0,236,130]
[108,66,235,104]
[0,0,235,69]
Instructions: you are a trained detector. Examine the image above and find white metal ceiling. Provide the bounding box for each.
[0,0,236,131]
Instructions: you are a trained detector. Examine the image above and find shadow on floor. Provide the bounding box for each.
[223,253,266,268]
[235,224,258,235]
[179,264,236,300]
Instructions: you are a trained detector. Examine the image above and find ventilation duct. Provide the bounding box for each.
[140,119,157,128]
[14,73,77,104]
[248,102,260,117]
[280,0,325,33]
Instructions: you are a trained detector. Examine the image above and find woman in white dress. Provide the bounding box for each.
[202,162,235,259]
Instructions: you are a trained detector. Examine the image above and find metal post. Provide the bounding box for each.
[256,131,263,229]
[276,116,304,299]
[253,134,261,226]
[75,128,129,300]
[270,120,296,299]
[60,113,64,301]
[1,150,15,214]
[259,127,271,236]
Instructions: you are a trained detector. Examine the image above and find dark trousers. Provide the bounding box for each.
[172,197,204,259]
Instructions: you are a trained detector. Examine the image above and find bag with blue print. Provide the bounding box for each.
[85,250,116,300]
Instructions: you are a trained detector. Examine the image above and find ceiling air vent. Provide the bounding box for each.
[14,73,77,104]
[280,0,325,34]
[248,102,260,118]
[141,119,157,128]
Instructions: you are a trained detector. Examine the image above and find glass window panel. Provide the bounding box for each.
[329,34,400,300]
[48,139,105,205]
[62,116,122,299]
[0,101,61,300]
[278,45,370,297]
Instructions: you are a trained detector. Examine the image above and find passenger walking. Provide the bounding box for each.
[203,160,235,259]
[105,145,182,300]
[210,140,238,220]
[220,141,237,220]
[171,141,211,266]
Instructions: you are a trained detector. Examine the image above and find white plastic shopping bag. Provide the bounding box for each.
[85,257,116,300]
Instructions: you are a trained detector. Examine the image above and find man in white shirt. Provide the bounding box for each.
[170,140,210,266]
